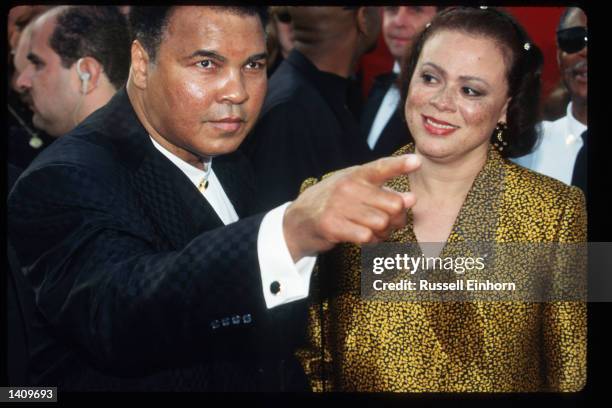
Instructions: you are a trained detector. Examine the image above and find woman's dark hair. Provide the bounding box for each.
[399,7,544,158]
[129,6,268,63]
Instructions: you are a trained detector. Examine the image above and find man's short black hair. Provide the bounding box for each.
[50,6,131,90]
[129,6,269,62]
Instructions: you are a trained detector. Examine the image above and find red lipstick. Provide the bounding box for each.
[421,114,459,136]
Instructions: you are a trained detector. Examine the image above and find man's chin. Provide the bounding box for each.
[199,138,246,158]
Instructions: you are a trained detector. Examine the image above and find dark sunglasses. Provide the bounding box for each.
[556,26,588,54]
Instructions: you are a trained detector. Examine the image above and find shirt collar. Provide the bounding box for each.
[149,136,212,188]
[392,61,401,75]
[566,101,587,138]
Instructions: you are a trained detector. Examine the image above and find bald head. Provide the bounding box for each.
[8,5,52,52]
[31,6,65,36]
[558,7,585,31]
[289,6,358,45]
[287,6,380,77]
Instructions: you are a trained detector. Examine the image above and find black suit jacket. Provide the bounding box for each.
[7,89,308,391]
[242,49,373,211]
[360,72,412,159]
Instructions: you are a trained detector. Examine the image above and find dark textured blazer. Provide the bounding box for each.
[360,72,412,159]
[7,89,308,391]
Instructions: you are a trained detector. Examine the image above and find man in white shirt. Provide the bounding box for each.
[514,7,587,186]
[8,6,420,391]
[361,6,437,158]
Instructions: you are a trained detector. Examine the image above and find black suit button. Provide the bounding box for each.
[270,281,281,295]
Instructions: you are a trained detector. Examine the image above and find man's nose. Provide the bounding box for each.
[393,7,410,27]
[15,63,34,92]
[218,69,249,105]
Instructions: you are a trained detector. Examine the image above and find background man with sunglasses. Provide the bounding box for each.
[515,7,587,189]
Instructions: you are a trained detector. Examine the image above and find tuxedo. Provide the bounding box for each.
[7,89,308,391]
[360,69,412,158]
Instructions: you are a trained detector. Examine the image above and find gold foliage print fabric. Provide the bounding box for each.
[296,144,587,392]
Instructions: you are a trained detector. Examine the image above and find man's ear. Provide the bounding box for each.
[130,40,150,90]
[355,7,381,48]
[356,7,368,36]
[75,57,102,94]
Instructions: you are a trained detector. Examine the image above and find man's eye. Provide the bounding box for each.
[30,60,43,70]
[196,60,215,69]
[245,61,264,70]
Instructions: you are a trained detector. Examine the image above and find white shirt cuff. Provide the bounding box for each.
[257,202,317,309]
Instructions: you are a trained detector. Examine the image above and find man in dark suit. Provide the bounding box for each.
[8,6,421,391]
[242,7,381,211]
[361,6,437,158]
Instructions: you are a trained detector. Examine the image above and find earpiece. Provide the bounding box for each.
[76,58,91,94]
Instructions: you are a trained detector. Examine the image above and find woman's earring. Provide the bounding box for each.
[493,122,508,151]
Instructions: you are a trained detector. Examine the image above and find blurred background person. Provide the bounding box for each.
[514,7,587,190]
[296,7,585,392]
[266,6,294,76]
[8,5,50,55]
[361,6,437,158]
[8,6,54,172]
[14,6,130,139]
[118,5,131,16]
[243,6,381,211]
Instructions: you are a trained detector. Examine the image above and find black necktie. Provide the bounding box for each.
[571,130,587,194]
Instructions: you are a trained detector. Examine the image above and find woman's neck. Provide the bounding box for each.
[409,145,488,202]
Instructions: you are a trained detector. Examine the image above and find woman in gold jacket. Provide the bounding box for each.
[296,7,586,392]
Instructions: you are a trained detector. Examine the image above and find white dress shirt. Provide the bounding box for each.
[150,136,316,309]
[513,102,587,185]
[367,62,401,149]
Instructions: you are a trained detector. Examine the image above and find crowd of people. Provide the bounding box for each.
[6,6,588,392]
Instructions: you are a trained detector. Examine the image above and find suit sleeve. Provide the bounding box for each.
[542,186,587,391]
[8,162,277,376]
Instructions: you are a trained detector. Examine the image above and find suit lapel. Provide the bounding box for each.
[360,73,397,141]
[213,152,256,218]
[132,145,225,248]
[373,110,411,157]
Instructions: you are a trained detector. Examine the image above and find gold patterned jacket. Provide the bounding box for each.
[296,143,587,392]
